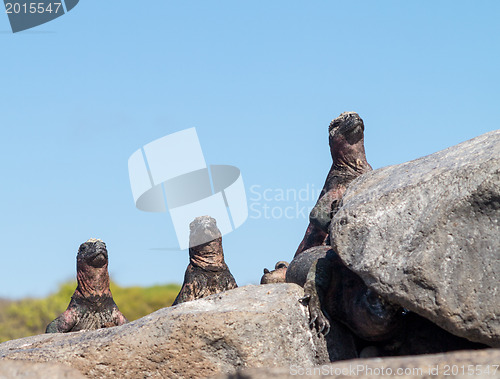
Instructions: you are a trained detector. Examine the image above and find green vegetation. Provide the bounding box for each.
[0,281,181,343]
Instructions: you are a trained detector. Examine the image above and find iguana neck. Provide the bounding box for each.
[75,263,112,298]
[189,238,228,272]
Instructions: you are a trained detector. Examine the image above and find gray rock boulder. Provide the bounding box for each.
[0,360,85,379]
[330,129,500,347]
[214,348,500,379]
[0,284,328,379]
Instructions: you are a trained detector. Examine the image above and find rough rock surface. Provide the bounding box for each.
[330,129,500,347]
[0,359,85,379]
[0,284,328,379]
[214,348,500,379]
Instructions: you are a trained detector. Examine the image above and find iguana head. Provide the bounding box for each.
[261,261,289,284]
[77,238,108,268]
[188,216,227,271]
[75,238,111,298]
[329,112,365,145]
[328,112,372,174]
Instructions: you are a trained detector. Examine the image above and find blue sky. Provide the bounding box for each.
[1,1,499,298]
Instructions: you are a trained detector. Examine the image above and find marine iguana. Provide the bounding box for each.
[172,216,237,305]
[46,239,128,333]
[287,113,403,344]
[260,261,289,284]
[295,112,372,256]
[288,113,487,357]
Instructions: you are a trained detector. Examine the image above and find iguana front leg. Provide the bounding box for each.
[111,306,128,327]
[45,307,78,333]
[295,190,342,256]
[172,281,197,306]
[309,189,341,234]
[301,254,334,335]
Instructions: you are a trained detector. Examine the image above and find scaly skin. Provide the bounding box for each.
[46,239,128,333]
[295,112,372,256]
[260,261,289,284]
[288,246,403,341]
[172,216,237,305]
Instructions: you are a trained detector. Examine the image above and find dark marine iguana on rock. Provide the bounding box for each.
[295,111,373,255]
[260,261,289,284]
[287,112,404,346]
[172,216,237,305]
[287,246,403,341]
[46,239,128,333]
